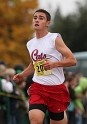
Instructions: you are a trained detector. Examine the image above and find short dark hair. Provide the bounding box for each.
[34,9,51,21]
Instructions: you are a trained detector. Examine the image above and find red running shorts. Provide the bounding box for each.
[28,82,70,113]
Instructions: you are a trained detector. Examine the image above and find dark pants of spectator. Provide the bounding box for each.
[16,110,26,124]
[67,110,76,124]
[0,108,6,124]
[7,115,17,124]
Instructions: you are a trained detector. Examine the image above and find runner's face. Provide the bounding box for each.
[33,12,50,31]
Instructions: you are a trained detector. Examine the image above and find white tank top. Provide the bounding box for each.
[27,32,65,85]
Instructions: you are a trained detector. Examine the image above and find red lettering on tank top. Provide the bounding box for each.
[31,49,46,61]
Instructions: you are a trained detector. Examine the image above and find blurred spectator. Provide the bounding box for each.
[5,68,18,124]
[64,72,77,124]
[14,64,29,124]
[0,60,8,67]
[14,64,24,74]
[24,75,33,97]
[75,73,83,86]
[82,89,87,124]
[74,77,87,124]
[0,65,13,124]
[15,79,28,124]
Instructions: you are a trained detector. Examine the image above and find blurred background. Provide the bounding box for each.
[0,0,87,124]
[0,0,87,67]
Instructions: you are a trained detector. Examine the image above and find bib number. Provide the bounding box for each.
[34,60,52,76]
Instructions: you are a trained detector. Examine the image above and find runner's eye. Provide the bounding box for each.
[39,17,44,20]
[34,17,37,20]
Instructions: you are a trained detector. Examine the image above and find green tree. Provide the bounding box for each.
[49,0,87,52]
[0,0,38,67]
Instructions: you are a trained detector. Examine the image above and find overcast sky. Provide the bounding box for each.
[38,0,83,16]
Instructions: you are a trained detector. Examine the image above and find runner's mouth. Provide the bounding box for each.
[35,24,39,26]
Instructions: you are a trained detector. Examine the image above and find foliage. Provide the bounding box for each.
[49,0,87,52]
[0,0,38,67]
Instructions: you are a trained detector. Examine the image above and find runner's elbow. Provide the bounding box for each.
[72,58,77,66]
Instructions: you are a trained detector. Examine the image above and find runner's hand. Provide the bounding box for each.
[43,59,54,70]
[13,73,23,83]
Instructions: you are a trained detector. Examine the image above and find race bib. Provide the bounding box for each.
[34,60,52,76]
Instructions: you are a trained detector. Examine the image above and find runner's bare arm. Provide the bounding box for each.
[21,61,34,78]
[54,36,77,67]
[13,59,35,83]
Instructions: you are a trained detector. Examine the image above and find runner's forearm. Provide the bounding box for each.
[21,62,34,78]
[53,57,76,68]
